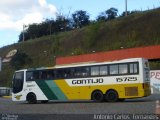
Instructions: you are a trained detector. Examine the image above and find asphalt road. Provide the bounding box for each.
[0,94,160,120]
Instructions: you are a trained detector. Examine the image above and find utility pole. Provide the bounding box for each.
[125,0,128,16]
[23,24,26,42]
[23,24,28,42]
[23,24,25,42]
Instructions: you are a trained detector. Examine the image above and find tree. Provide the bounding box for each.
[96,8,118,22]
[18,31,29,42]
[120,10,141,17]
[10,52,32,70]
[55,15,69,32]
[27,24,41,39]
[105,8,118,20]
[97,12,108,22]
[130,10,141,14]
[18,23,41,42]
[120,11,131,17]
[17,10,90,42]
[72,10,90,28]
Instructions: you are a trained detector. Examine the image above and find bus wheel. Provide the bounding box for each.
[105,90,118,102]
[91,90,104,102]
[41,100,48,103]
[27,93,37,104]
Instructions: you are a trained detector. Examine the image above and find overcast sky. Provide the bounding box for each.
[0,0,159,48]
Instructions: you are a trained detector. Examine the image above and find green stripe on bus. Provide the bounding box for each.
[36,80,58,100]
[45,80,68,100]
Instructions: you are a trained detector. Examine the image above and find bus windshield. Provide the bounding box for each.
[13,71,24,94]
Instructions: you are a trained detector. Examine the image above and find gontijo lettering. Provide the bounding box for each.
[72,78,104,85]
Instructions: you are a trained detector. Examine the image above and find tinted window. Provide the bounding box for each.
[100,65,108,75]
[47,70,55,79]
[26,71,34,81]
[56,69,65,79]
[130,63,138,74]
[91,66,99,76]
[74,67,81,77]
[109,65,118,75]
[81,67,90,77]
[119,64,128,74]
[13,72,24,93]
[74,67,90,78]
[27,70,55,81]
[64,68,73,78]
[39,71,47,79]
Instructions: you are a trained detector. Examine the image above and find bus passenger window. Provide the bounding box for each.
[134,64,138,73]
[91,66,99,76]
[109,65,118,75]
[63,68,73,78]
[119,64,128,74]
[74,67,81,77]
[56,69,65,79]
[100,66,108,75]
[130,63,138,74]
[33,71,39,80]
[26,72,34,81]
[81,67,90,77]
[27,71,40,81]
[39,71,47,79]
[47,70,54,79]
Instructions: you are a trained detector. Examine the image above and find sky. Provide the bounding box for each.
[0,0,160,48]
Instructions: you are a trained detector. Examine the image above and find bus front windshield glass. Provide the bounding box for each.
[13,71,24,94]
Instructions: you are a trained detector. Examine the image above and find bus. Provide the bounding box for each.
[12,58,151,103]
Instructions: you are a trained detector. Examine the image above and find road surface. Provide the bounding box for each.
[0,94,160,120]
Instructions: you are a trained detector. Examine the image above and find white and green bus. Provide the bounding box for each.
[12,58,151,103]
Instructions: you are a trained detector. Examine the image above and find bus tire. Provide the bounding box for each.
[41,100,49,103]
[105,90,118,102]
[26,93,37,104]
[91,90,104,102]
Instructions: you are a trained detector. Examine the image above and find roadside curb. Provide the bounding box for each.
[2,96,12,99]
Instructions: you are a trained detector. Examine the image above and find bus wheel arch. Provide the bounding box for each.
[26,92,37,104]
[105,89,119,102]
[91,90,104,102]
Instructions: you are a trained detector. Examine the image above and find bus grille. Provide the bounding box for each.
[125,87,138,96]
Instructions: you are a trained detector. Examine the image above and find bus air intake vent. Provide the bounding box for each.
[125,87,138,96]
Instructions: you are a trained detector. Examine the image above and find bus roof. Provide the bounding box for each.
[15,58,146,72]
[54,58,145,68]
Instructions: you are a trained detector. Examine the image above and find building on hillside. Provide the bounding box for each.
[56,45,160,67]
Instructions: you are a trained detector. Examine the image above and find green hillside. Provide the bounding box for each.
[0,8,160,87]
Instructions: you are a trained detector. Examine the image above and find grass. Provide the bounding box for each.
[0,8,160,87]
